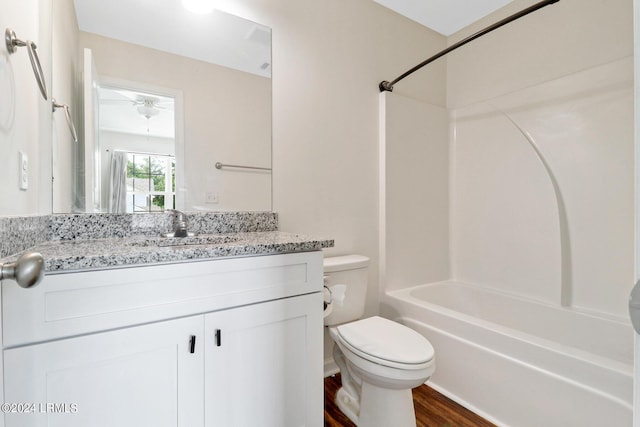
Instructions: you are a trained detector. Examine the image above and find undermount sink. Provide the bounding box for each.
[129,235,240,247]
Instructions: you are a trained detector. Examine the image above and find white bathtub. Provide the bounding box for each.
[382,281,633,427]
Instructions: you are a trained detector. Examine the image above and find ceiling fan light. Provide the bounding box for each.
[137,105,160,119]
[182,0,215,14]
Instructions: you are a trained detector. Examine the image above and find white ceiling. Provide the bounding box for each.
[73,0,271,77]
[373,0,516,36]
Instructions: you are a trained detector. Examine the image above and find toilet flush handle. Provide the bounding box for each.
[323,286,335,319]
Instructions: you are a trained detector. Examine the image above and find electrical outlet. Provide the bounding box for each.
[205,191,218,204]
[19,152,28,190]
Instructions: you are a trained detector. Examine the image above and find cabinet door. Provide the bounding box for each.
[204,293,323,427]
[4,316,204,427]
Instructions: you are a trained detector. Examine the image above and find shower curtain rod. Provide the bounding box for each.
[379,0,560,92]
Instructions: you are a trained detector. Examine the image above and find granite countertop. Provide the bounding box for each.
[0,212,334,274]
[15,231,334,273]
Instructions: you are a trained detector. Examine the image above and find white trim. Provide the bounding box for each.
[378,93,388,306]
[634,1,640,425]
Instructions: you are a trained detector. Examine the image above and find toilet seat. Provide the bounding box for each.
[335,316,434,370]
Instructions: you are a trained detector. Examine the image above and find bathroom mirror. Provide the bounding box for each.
[51,0,272,213]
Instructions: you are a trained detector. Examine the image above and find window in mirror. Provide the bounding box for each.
[126,153,175,213]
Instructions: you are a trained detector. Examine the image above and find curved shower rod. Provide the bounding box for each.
[379,0,561,92]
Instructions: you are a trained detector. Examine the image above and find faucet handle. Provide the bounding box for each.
[165,209,191,237]
[166,209,186,220]
[166,209,188,226]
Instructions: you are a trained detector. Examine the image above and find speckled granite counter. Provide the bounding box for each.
[0,212,334,273]
[18,231,334,273]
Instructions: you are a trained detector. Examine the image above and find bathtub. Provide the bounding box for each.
[381,281,633,427]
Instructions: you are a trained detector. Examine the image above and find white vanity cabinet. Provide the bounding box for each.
[204,293,318,426]
[1,252,323,427]
[4,316,205,427]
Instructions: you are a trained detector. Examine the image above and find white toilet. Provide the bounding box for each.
[324,255,435,427]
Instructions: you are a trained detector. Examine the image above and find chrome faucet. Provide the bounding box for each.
[164,209,193,237]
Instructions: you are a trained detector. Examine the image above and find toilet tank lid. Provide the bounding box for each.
[324,255,370,272]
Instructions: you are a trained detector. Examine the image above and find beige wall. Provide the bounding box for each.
[0,0,52,216]
[216,0,446,321]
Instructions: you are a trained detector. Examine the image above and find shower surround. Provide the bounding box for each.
[380,55,634,426]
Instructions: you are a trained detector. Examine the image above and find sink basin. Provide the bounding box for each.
[129,235,240,247]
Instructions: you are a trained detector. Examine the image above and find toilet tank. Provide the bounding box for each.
[323,255,370,326]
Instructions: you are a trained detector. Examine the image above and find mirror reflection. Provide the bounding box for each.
[51,0,272,213]
[100,87,176,213]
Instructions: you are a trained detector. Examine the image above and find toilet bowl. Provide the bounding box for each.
[324,255,435,427]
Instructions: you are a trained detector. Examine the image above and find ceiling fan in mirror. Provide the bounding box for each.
[100,89,174,119]
[97,87,175,137]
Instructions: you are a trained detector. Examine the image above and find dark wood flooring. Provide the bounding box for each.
[324,374,496,427]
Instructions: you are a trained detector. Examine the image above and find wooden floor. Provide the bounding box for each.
[324,374,496,427]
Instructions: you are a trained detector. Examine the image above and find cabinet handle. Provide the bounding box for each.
[214,329,221,347]
[189,335,196,354]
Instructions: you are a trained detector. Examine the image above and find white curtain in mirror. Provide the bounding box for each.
[109,151,127,213]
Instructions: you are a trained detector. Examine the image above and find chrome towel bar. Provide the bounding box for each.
[215,162,272,172]
[53,99,79,142]
[5,28,48,100]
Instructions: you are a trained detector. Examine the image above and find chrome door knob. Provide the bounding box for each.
[629,279,640,334]
[0,252,44,288]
